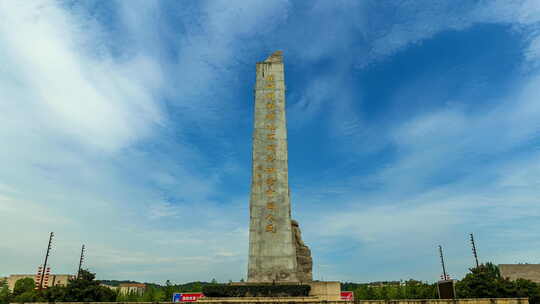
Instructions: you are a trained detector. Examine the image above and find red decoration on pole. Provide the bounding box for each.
[39,232,54,291]
[35,266,43,289]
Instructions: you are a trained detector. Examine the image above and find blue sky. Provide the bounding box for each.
[1,0,540,284]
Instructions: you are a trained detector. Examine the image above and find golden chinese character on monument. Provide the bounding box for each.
[267,133,276,140]
[266,144,276,152]
[265,75,274,81]
[265,214,274,222]
[265,167,276,174]
[265,92,275,100]
[265,188,275,196]
[266,201,275,209]
[265,224,275,232]
[266,102,275,110]
[266,82,275,89]
[265,177,276,186]
[265,112,276,120]
[266,154,275,162]
[265,125,276,131]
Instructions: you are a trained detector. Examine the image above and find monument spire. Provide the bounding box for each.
[263,50,283,63]
[247,51,312,283]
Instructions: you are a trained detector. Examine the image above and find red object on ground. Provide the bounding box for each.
[341,291,354,301]
[179,293,205,302]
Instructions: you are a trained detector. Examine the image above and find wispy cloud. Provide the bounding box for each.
[0,1,164,153]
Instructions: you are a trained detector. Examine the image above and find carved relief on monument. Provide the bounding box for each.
[291,219,313,282]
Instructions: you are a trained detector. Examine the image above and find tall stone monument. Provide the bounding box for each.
[247,51,313,283]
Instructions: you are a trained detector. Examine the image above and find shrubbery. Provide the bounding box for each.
[2,262,540,303]
[343,263,540,304]
[0,269,116,304]
[0,277,43,304]
[202,284,311,297]
[346,280,438,300]
[456,263,540,304]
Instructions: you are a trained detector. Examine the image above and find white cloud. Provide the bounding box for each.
[295,146,540,281]
[362,0,540,68]
[0,1,164,153]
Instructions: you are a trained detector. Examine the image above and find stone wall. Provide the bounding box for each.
[308,281,341,301]
[18,298,530,304]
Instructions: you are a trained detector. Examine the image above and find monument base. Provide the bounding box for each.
[308,281,341,301]
[226,281,341,301]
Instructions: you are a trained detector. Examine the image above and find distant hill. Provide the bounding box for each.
[98,280,213,291]
[99,280,142,286]
[101,280,406,289]
[341,280,413,291]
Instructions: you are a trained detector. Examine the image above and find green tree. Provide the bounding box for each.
[404,280,422,299]
[61,269,116,302]
[0,284,12,304]
[484,262,501,278]
[162,279,175,301]
[127,290,140,302]
[378,286,389,300]
[364,286,376,300]
[456,261,540,304]
[421,283,438,299]
[13,278,34,296]
[514,279,540,304]
[456,264,500,298]
[142,285,162,302]
[388,284,405,299]
[11,278,42,303]
[42,285,67,302]
[401,279,436,299]
[395,284,405,299]
[354,285,367,300]
[191,282,203,292]
[116,291,128,302]
[154,288,166,302]
[13,290,42,303]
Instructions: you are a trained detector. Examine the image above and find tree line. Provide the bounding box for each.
[0,270,214,304]
[0,270,117,304]
[343,263,540,304]
[1,263,539,303]
[114,280,211,302]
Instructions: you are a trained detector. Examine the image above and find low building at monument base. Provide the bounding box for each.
[308,281,342,301]
[227,281,341,301]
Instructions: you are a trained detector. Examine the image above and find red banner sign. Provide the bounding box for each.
[341,291,354,301]
[173,293,205,302]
